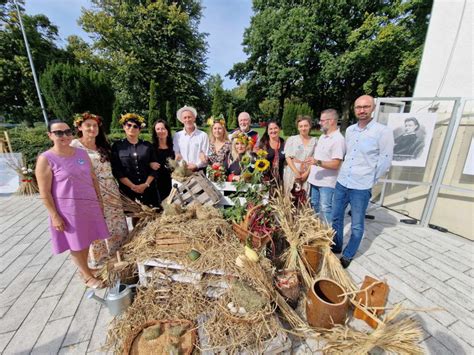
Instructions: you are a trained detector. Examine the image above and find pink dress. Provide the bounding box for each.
[41,148,109,254]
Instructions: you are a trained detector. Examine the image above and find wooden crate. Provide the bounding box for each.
[137,258,231,299]
[169,171,222,207]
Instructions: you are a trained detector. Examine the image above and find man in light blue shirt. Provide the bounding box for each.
[332,95,394,268]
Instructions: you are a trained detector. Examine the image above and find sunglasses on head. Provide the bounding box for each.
[125,122,140,129]
[51,129,74,137]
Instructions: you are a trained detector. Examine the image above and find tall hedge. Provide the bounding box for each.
[8,125,51,168]
[282,102,314,136]
[40,62,114,132]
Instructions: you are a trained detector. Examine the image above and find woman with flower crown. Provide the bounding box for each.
[70,112,128,268]
[111,113,161,209]
[207,118,231,165]
[224,132,254,182]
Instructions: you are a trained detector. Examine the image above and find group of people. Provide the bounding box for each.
[35,94,393,290]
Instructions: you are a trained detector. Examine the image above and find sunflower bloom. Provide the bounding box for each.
[255,159,270,172]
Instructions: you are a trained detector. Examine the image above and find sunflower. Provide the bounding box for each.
[256,149,268,158]
[240,154,251,166]
[255,158,270,172]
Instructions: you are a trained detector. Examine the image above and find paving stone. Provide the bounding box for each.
[448,320,473,347]
[0,233,27,257]
[3,295,60,354]
[424,257,473,285]
[42,260,77,298]
[86,306,114,354]
[422,288,474,329]
[20,233,49,257]
[0,332,15,353]
[355,256,390,278]
[0,264,42,307]
[59,341,89,354]
[405,265,473,311]
[0,280,49,333]
[50,273,86,320]
[414,240,470,272]
[31,316,73,355]
[444,248,474,264]
[61,288,102,347]
[445,277,473,299]
[421,336,453,355]
[368,253,430,293]
[394,247,451,281]
[0,306,9,317]
[369,244,411,268]
[0,254,36,289]
[34,252,69,281]
[392,242,431,261]
[411,310,471,353]
[29,242,54,267]
[349,259,382,282]
[383,274,457,327]
[0,243,31,273]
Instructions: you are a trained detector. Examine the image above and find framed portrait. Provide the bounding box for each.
[0,153,22,194]
[387,113,437,167]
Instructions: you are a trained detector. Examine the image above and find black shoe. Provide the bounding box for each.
[340,257,352,269]
[331,246,342,254]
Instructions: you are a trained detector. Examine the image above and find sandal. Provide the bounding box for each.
[84,276,105,289]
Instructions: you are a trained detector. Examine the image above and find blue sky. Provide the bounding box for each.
[24,0,253,89]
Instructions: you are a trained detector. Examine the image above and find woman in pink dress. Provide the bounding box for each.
[36,120,109,289]
[71,112,128,268]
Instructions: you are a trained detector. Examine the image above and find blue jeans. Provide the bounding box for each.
[332,182,371,259]
[310,184,335,224]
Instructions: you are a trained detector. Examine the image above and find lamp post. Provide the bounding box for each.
[14,0,48,125]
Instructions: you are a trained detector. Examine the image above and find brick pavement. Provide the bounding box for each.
[0,195,472,354]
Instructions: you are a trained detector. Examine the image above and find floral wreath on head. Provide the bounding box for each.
[232,132,250,146]
[73,112,102,128]
[208,117,226,127]
[119,113,146,128]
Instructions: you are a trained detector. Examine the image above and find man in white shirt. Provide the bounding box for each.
[173,106,209,171]
[307,109,346,223]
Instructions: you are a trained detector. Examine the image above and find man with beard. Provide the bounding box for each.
[307,109,346,223]
[331,95,394,269]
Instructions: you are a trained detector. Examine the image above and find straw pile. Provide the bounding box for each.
[321,304,423,354]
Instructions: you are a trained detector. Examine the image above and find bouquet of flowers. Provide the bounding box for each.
[237,149,270,185]
[207,162,226,182]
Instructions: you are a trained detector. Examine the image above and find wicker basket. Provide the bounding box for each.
[123,319,196,355]
[232,223,271,250]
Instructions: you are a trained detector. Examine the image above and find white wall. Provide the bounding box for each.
[413,0,473,99]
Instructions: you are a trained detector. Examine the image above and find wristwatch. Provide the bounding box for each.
[316,160,322,167]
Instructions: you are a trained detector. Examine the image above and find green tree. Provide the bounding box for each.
[230,0,432,128]
[148,79,160,129]
[210,74,226,117]
[40,62,114,131]
[165,100,176,128]
[282,101,313,136]
[80,0,208,116]
[259,99,279,121]
[226,103,237,130]
[0,1,68,124]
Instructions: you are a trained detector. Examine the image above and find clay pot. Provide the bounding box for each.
[353,276,389,329]
[306,278,348,329]
[301,245,321,274]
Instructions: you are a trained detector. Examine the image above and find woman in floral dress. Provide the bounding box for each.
[71,112,128,268]
[283,115,317,194]
[207,119,231,165]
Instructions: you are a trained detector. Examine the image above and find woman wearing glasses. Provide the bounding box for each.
[111,113,161,209]
[70,112,128,268]
[36,120,109,289]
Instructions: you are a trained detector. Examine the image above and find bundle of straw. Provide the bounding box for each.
[321,304,423,354]
[269,188,333,289]
[5,156,38,195]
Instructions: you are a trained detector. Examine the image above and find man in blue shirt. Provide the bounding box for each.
[332,95,394,268]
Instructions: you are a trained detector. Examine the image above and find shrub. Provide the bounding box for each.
[8,125,51,167]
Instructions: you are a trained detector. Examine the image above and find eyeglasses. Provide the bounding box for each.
[125,122,140,129]
[354,105,372,111]
[51,129,73,137]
